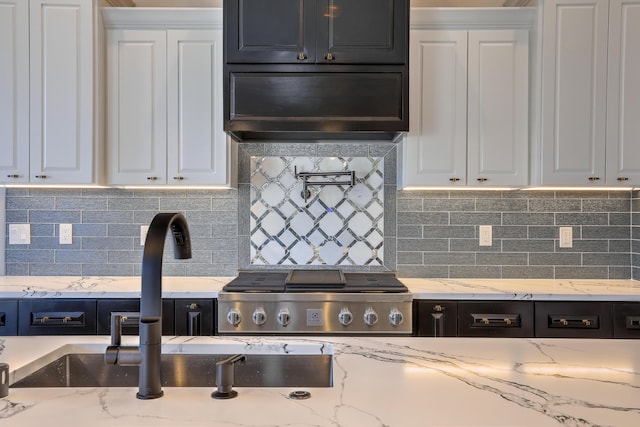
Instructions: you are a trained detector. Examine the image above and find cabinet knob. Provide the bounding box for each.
[6,174,19,179]
[173,176,185,181]
[146,176,158,181]
[617,177,629,182]
[35,175,48,179]
[325,52,334,61]
[588,176,601,181]
[449,177,460,182]
[297,52,306,60]
[476,177,488,182]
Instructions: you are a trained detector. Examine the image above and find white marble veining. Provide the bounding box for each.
[403,278,640,301]
[0,276,233,298]
[0,276,639,301]
[0,335,639,426]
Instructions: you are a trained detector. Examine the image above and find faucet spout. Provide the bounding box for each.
[140,212,192,322]
[138,212,192,399]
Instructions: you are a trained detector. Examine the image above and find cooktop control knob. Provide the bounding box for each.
[363,307,379,326]
[252,307,267,325]
[226,309,242,327]
[338,307,353,326]
[277,308,291,327]
[389,308,404,326]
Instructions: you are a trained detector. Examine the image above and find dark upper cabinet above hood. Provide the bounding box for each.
[223,0,409,142]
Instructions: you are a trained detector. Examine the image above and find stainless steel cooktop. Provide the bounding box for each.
[217,270,413,335]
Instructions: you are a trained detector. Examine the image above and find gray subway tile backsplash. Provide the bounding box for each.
[632,190,639,280]
[5,187,239,276]
[397,189,636,279]
[2,145,639,280]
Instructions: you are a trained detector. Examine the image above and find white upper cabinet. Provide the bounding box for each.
[0,0,29,182]
[167,30,227,185]
[30,0,97,184]
[404,29,468,186]
[104,9,229,186]
[467,30,529,186]
[107,29,167,185]
[1,0,101,185]
[606,0,640,184]
[402,9,530,188]
[540,0,640,186]
[540,0,608,185]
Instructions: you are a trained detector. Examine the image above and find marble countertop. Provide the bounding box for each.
[1,335,639,426]
[0,276,639,301]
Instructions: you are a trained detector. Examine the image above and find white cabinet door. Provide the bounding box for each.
[30,0,95,184]
[541,0,609,185]
[606,0,640,185]
[403,30,467,186]
[468,30,529,186]
[402,28,528,188]
[0,0,29,183]
[107,30,167,185]
[167,30,227,185]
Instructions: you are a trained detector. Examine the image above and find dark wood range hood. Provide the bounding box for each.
[223,0,409,142]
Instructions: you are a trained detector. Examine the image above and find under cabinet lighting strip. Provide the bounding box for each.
[401,186,635,191]
[525,186,634,191]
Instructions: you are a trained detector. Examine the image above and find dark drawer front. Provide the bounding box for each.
[535,302,613,338]
[19,299,97,335]
[613,303,640,338]
[97,299,175,336]
[415,301,457,337]
[0,300,19,336]
[458,301,534,337]
[174,299,215,336]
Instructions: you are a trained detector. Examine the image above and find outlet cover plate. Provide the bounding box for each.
[59,224,73,245]
[559,227,573,248]
[140,225,149,246]
[479,225,492,246]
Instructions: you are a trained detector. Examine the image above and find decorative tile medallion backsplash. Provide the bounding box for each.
[250,156,384,266]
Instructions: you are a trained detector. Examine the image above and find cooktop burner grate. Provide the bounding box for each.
[222,270,408,293]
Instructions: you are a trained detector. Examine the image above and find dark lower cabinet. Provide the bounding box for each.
[0,300,19,336]
[534,302,613,338]
[97,299,175,336]
[174,299,215,336]
[415,300,457,337]
[415,299,636,339]
[9,298,216,336]
[18,299,97,335]
[613,302,640,338]
[458,301,534,338]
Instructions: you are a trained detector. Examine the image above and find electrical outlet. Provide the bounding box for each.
[479,225,492,246]
[59,224,73,244]
[559,227,573,248]
[140,225,149,246]
[9,224,31,245]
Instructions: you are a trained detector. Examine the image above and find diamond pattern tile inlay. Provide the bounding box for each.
[250,156,384,266]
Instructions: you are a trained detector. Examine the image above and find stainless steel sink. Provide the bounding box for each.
[11,352,332,388]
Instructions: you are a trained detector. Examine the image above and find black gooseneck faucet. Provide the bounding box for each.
[105,212,192,399]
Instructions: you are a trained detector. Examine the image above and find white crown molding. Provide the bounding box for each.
[101,7,222,29]
[410,7,536,29]
[103,0,135,6]
[102,6,533,31]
